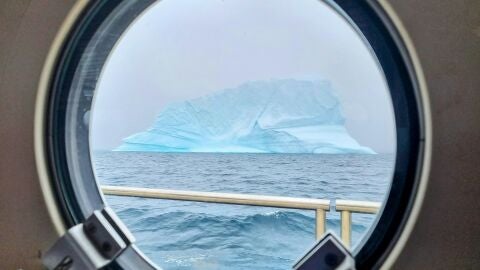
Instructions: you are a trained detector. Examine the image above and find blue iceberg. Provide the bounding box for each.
[115,79,375,154]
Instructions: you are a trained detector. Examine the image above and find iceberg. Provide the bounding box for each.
[115,79,375,154]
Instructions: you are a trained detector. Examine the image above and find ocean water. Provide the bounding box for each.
[93,152,394,270]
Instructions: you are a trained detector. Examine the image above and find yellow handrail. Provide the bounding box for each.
[101,185,380,244]
[101,185,330,239]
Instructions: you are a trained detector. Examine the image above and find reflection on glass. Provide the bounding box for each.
[91,0,396,269]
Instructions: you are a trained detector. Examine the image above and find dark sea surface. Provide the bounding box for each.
[93,152,394,270]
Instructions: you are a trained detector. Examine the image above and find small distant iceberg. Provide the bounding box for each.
[115,79,375,154]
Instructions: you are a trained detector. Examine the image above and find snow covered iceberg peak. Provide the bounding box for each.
[116,79,375,154]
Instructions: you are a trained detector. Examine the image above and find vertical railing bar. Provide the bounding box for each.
[340,210,352,247]
[315,208,326,240]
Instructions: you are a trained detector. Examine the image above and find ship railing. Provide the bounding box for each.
[335,200,381,246]
[101,185,381,247]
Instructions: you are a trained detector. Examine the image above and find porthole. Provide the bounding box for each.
[41,0,425,269]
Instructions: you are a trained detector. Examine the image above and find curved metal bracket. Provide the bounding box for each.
[42,207,134,270]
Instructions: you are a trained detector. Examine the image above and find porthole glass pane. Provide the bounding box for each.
[83,0,396,269]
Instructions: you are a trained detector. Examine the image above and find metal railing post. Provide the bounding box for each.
[340,210,352,246]
[335,200,381,247]
[315,209,326,240]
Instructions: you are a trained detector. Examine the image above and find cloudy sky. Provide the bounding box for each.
[90,0,396,153]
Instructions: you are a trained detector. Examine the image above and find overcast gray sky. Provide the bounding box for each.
[90,0,396,153]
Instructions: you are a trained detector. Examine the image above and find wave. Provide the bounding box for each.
[117,209,369,270]
[126,210,312,231]
[120,209,367,244]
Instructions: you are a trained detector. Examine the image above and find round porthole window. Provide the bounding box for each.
[40,1,426,269]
